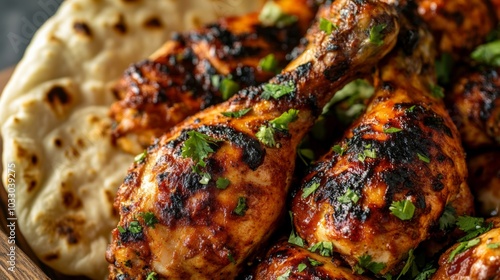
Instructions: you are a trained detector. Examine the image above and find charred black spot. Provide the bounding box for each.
[295,62,312,78]
[182,172,206,191]
[46,86,71,105]
[423,116,453,137]
[160,193,185,224]
[43,252,60,262]
[144,17,162,28]
[383,82,394,92]
[73,22,92,37]
[31,155,38,165]
[432,177,444,191]
[382,168,417,203]
[197,125,266,170]
[233,66,256,86]
[323,60,349,82]
[123,172,138,186]
[119,226,144,243]
[397,27,419,55]
[113,14,127,34]
[57,224,79,244]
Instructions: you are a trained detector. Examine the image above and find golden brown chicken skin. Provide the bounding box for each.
[105,0,400,278]
[468,151,500,217]
[109,0,318,154]
[250,240,371,280]
[291,13,473,277]
[446,66,500,149]
[432,218,500,280]
[415,0,495,56]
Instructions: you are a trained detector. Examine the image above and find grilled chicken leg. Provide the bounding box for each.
[109,0,318,154]
[291,12,473,277]
[105,0,400,278]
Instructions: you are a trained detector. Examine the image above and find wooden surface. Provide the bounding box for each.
[0,67,14,91]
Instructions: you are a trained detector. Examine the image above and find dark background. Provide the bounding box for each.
[0,0,62,70]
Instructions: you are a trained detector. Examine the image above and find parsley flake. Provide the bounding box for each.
[487,242,500,249]
[221,108,251,118]
[471,40,500,67]
[383,127,402,134]
[406,105,416,113]
[277,269,291,280]
[358,145,376,162]
[221,78,240,100]
[298,148,315,166]
[270,109,299,131]
[396,249,415,279]
[332,144,346,155]
[288,211,304,247]
[216,177,230,190]
[146,272,158,280]
[134,150,147,163]
[435,53,454,85]
[302,182,320,199]
[129,220,143,234]
[117,226,126,234]
[259,54,280,73]
[211,75,221,88]
[338,188,360,204]
[390,199,416,221]
[233,197,247,216]
[439,204,456,231]
[199,172,211,184]
[181,131,219,171]
[319,18,336,35]
[456,216,493,242]
[449,238,480,261]
[430,84,445,99]
[354,254,386,275]
[308,257,323,266]
[259,1,297,28]
[297,263,307,272]
[369,24,386,46]
[309,241,333,257]
[414,265,436,280]
[256,125,276,147]
[140,212,158,228]
[261,82,295,100]
[417,153,430,163]
[228,252,236,264]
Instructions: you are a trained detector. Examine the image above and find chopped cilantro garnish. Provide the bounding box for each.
[259,54,280,73]
[309,241,333,257]
[414,265,436,280]
[297,263,307,272]
[298,148,315,166]
[383,127,402,134]
[369,24,386,46]
[332,144,346,155]
[134,150,147,163]
[308,257,323,266]
[430,84,445,99]
[261,82,295,100]
[181,131,218,171]
[146,272,158,280]
[354,254,386,275]
[439,204,456,231]
[199,172,211,184]
[128,220,142,234]
[277,269,291,280]
[319,18,336,35]
[471,40,500,67]
[338,188,360,204]
[456,216,493,242]
[288,211,304,247]
[435,53,454,85]
[302,182,320,199]
[228,252,236,264]
[389,199,416,221]
[396,249,415,279]
[211,75,221,88]
[406,105,416,113]
[256,125,276,147]
[221,108,252,118]
[417,153,430,163]
[216,177,230,190]
[487,242,500,249]
[270,109,299,131]
[117,226,126,234]
[259,1,297,28]
[221,78,240,100]
[449,238,480,261]
[233,197,247,216]
[140,212,158,228]
[358,145,376,162]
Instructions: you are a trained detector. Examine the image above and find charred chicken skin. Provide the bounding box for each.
[105,0,400,278]
[109,0,318,154]
[415,0,496,56]
[432,217,500,279]
[291,12,473,277]
[446,66,500,149]
[250,240,370,280]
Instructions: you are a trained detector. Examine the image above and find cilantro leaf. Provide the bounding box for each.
[261,82,295,100]
[256,125,276,147]
[227,252,236,264]
[487,243,500,249]
[199,172,211,184]
[181,131,218,170]
[354,254,386,275]
[298,148,315,166]
[449,238,480,261]
[435,53,454,85]
[390,200,416,221]
[134,150,147,163]
[277,269,291,280]
[471,40,500,67]
[128,220,142,234]
[308,257,323,266]
[396,249,414,280]
[414,266,436,280]
[309,241,333,257]
[417,153,430,163]
[370,24,386,46]
[221,78,240,100]
[332,144,347,156]
[456,216,493,242]
[439,204,456,231]
[288,211,304,247]
[297,263,307,272]
[338,188,360,204]
[319,18,336,35]
[383,127,402,134]
[259,54,280,73]
[302,182,320,199]
[233,197,247,216]
[221,108,252,118]
[146,272,158,280]
[216,177,230,190]
[430,84,445,99]
[270,109,299,131]
[140,212,158,228]
[259,1,297,28]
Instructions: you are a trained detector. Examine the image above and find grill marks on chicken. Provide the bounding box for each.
[109,0,318,154]
[291,14,473,277]
[106,1,400,278]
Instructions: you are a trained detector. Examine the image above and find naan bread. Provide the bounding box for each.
[0,0,262,278]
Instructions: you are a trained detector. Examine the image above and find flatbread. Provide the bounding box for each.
[0,0,262,278]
